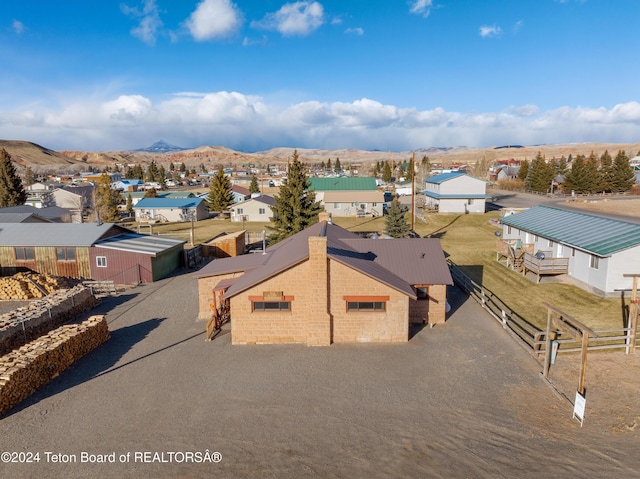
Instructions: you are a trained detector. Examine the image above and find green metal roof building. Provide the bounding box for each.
[309,177,378,191]
[499,206,640,296]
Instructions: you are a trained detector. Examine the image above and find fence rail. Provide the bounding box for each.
[447,260,639,357]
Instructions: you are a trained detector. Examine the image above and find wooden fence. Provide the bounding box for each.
[447,260,639,358]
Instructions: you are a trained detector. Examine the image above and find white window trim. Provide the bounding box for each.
[96,256,107,268]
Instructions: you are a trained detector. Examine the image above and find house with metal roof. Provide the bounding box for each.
[133,197,208,223]
[422,172,491,213]
[308,177,384,216]
[230,195,275,222]
[195,213,453,345]
[499,206,640,295]
[0,223,185,283]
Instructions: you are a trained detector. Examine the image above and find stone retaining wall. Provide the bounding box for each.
[0,315,109,416]
[0,286,97,357]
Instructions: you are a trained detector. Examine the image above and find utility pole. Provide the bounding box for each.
[411,152,415,231]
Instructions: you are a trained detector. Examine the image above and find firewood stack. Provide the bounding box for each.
[0,315,109,416]
[0,272,78,300]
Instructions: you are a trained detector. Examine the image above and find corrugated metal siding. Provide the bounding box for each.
[150,244,184,281]
[89,247,154,284]
[500,206,640,256]
[0,247,16,267]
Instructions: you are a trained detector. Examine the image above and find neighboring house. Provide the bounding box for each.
[113,179,144,192]
[499,206,640,296]
[422,172,490,214]
[230,195,275,222]
[0,213,51,223]
[195,213,453,345]
[0,223,185,283]
[231,185,251,203]
[0,205,72,223]
[495,166,520,182]
[308,177,383,215]
[125,191,195,206]
[134,197,208,223]
[49,185,95,223]
[309,177,378,203]
[322,190,385,217]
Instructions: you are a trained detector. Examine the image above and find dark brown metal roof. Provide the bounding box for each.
[196,221,452,299]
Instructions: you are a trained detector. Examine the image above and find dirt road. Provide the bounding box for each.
[0,271,639,478]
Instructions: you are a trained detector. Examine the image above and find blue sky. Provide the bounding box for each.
[1,0,639,152]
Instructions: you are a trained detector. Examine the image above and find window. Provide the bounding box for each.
[237,208,243,214]
[467,198,475,205]
[548,239,554,248]
[96,256,107,268]
[56,247,76,261]
[347,302,386,312]
[534,235,539,242]
[507,226,512,235]
[334,203,341,209]
[259,208,265,215]
[252,301,290,311]
[15,247,35,261]
[589,255,599,270]
[416,286,429,300]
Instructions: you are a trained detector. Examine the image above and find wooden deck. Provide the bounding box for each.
[522,252,569,283]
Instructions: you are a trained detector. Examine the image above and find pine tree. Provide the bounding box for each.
[206,166,234,213]
[179,162,186,173]
[384,199,411,238]
[0,149,27,207]
[517,159,530,182]
[525,153,555,193]
[269,150,321,243]
[610,150,635,193]
[158,165,167,189]
[24,166,35,187]
[126,193,134,216]
[382,161,392,183]
[94,173,121,222]
[334,157,341,173]
[599,150,613,193]
[327,158,332,172]
[249,175,260,195]
[405,157,414,182]
[563,154,598,194]
[584,152,600,194]
[146,161,159,183]
[169,162,175,171]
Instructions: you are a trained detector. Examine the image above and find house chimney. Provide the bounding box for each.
[307,235,331,346]
[319,211,331,223]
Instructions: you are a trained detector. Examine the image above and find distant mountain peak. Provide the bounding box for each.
[137,140,188,153]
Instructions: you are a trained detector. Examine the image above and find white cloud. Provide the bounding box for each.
[11,19,24,35]
[3,93,640,152]
[185,0,243,41]
[121,0,163,45]
[512,20,523,34]
[252,1,324,36]
[479,25,502,38]
[409,0,433,18]
[345,27,364,36]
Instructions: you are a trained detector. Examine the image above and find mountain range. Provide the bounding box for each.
[1,139,639,174]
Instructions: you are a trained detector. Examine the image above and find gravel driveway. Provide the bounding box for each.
[1,268,638,478]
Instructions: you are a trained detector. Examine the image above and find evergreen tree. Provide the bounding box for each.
[320,160,326,169]
[382,161,392,183]
[563,154,598,193]
[269,150,321,243]
[599,150,613,193]
[179,162,186,173]
[24,166,35,187]
[146,161,159,183]
[326,158,332,172]
[158,165,167,189]
[125,166,135,179]
[249,175,260,195]
[0,149,27,207]
[169,162,175,171]
[405,157,414,182]
[554,156,568,177]
[126,193,134,216]
[517,159,530,182]
[200,163,206,173]
[206,166,234,213]
[132,164,144,180]
[334,157,341,173]
[384,199,411,238]
[190,168,197,175]
[525,153,555,193]
[94,173,121,222]
[584,152,601,194]
[610,150,635,193]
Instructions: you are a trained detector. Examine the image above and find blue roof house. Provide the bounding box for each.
[422,172,490,213]
[133,197,208,223]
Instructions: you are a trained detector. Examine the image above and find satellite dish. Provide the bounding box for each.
[494,231,501,237]
[535,251,545,260]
